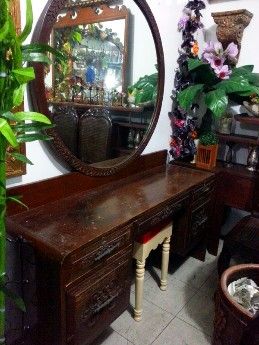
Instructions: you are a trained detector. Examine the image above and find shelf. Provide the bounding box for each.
[113,122,147,129]
[217,132,259,146]
[235,114,259,126]
[48,101,144,113]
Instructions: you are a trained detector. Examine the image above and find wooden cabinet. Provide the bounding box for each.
[6,155,214,345]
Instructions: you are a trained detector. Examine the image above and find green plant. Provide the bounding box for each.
[0,0,65,342]
[177,42,259,121]
[199,132,218,146]
[128,72,158,106]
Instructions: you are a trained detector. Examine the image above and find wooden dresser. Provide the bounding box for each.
[6,151,215,345]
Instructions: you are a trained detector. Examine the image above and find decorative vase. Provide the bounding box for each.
[196,144,219,170]
[247,146,258,171]
[217,117,233,134]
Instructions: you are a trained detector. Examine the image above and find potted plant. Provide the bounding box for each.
[0,0,65,342]
[196,132,219,170]
[177,40,259,140]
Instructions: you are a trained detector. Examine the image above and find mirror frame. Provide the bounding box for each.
[29,0,165,176]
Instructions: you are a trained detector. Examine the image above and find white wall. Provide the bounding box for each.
[8,0,258,187]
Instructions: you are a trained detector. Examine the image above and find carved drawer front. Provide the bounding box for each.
[136,199,185,235]
[192,180,214,209]
[65,226,132,282]
[190,201,210,243]
[66,254,131,345]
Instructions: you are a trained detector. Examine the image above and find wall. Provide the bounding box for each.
[8,0,259,187]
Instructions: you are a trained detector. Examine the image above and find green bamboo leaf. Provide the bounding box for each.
[22,43,67,63]
[205,89,228,118]
[6,196,28,210]
[18,0,33,43]
[17,133,52,143]
[0,284,26,312]
[0,16,9,41]
[1,112,16,122]
[7,152,33,165]
[12,67,35,85]
[177,84,204,110]
[0,119,18,147]
[22,52,52,65]
[12,112,51,124]
[188,58,207,72]
[13,85,25,107]
[12,122,54,132]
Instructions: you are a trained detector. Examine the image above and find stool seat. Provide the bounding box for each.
[132,222,172,321]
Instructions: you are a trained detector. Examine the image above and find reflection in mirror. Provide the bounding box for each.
[41,0,158,169]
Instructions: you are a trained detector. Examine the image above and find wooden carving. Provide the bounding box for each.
[212,9,253,61]
[7,0,26,178]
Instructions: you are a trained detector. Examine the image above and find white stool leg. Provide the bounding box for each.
[134,259,145,321]
[160,236,171,291]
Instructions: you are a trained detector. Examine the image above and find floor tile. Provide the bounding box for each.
[139,273,197,316]
[152,317,212,345]
[171,256,217,289]
[200,270,219,297]
[177,290,215,336]
[92,328,133,345]
[112,295,173,345]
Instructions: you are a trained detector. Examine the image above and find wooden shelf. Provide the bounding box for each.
[48,101,144,113]
[217,132,259,146]
[113,122,147,129]
[235,114,259,126]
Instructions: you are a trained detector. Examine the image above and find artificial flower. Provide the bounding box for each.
[215,65,232,80]
[224,42,238,60]
[191,41,199,56]
[178,14,189,31]
[214,42,223,55]
[209,55,225,70]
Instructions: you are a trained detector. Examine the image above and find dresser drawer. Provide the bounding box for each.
[136,198,185,235]
[64,226,132,282]
[192,180,214,209]
[66,252,131,345]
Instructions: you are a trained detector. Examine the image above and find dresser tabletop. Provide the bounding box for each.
[7,164,214,261]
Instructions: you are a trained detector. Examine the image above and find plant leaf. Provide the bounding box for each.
[217,76,254,94]
[17,133,52,143]
[8,152,33,165]
[0,15,9,41]
[12,122,54,132]
[22,43,67,63]
[13,85,25,107]
[12,67,35,85]
[0,284,26,312]
[178,84,204,110]
[205,89,228,118]
[12,112,51,124]
[1,112,16,121]
[19,0,33,43]
[0,119,18,147]
[232,65,254,78]
[188,58,207,71]
[22,52,52,65]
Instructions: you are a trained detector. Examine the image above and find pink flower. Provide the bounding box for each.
[214,42,223,55]
[224,42,238,60]
[209,55,225,70]
[203,41,215,54]
[215,65,232,80]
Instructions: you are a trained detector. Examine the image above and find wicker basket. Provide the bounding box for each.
[196,144,218,170]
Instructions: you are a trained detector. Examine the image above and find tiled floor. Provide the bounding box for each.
[93,246,222,345]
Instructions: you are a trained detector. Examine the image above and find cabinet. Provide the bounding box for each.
[6,153,214,345]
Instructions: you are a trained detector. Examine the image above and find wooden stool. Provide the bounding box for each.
[132,222,172,321]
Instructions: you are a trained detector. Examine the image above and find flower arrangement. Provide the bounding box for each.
[178,41,259,122]
[169,0,206,160]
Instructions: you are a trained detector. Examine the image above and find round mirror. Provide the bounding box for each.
[30,0,164,176]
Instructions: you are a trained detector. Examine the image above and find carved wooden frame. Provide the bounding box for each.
[29,0,165,177]
[7,0,26,178]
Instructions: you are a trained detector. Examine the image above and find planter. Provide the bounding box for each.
[196,144,218,170]
[217,117,233,134]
